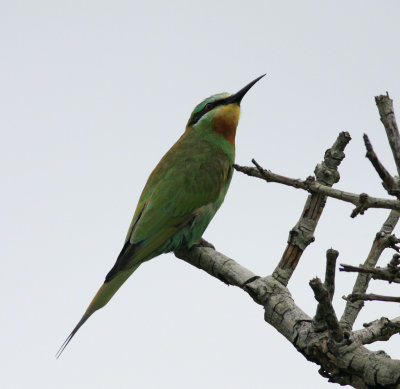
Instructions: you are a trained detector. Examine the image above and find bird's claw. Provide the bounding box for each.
[195,238,216,250]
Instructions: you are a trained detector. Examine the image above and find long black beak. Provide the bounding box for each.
[227,74,266,105]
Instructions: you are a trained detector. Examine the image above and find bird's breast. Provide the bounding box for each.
[212,104,240,145]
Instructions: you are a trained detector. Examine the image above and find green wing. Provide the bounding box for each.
[56,132,234,357]
[106,135,232,281]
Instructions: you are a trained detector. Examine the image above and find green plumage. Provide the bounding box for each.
[110,126,234,273]
[56,75,264,357]
[110,115,235,278]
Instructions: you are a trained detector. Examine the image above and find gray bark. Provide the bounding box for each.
[175,246,400,388]
[175,94,400,387]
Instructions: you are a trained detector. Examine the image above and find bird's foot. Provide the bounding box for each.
[195,238,215,250]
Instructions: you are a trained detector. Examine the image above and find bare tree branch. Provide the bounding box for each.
[340,211,400,331]
[340,254,400,284]
[352,317,400,345]
[314,249,338,331]
[324,249,338,300]
[235,132,350,286]
[272,132,351,286]
[174,245,400,388]
[310,277,344,342]
[375,93,400,175]
[233,164,400,215]
[345,293,400,303]
[339,96,400,333]
[338,99,400,333]
[363,134,400,197]
[174,94,400,388]
[174,240,258,288]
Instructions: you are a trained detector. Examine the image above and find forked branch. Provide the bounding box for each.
[234,164,400,216]
[175,93,400,388]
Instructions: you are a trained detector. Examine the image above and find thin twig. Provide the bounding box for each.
[339,261,400,284]
[337,94,400,332]
[234,165,400,215]
[340,210,400,331]
[363,133,400,196]
[344,293,400,303]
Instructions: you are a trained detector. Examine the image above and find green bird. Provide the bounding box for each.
[56,74,265,357]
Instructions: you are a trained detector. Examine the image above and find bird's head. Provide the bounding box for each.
[186,75,265,145]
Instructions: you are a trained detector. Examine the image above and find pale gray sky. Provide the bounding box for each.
[2,1,400,388]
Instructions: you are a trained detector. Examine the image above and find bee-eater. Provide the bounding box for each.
[56,74,265,357]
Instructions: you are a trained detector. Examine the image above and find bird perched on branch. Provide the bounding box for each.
[57,74,265,357]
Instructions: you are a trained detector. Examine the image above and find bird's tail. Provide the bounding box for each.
[56,264,140,358]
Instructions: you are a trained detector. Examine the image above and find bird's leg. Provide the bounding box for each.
[195,238,216,249]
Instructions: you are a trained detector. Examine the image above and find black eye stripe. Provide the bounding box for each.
[188,97,230,126]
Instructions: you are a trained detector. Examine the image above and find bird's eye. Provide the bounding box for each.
[204,103,213,111]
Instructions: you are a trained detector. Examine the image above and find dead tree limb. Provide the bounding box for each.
[271,131,350,286]
[345,293,400,303]
[174,93,400,388]
[234,164,400,215]
[352,317,400,345]
[175,245,400,388]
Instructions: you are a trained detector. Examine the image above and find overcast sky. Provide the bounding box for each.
[2,1,400,388]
